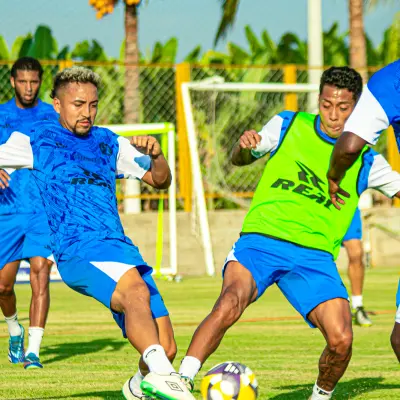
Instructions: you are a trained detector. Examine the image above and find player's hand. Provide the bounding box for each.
[328,177,350,210]
[0,169,11,189]
[239,130,261,150]
[131,136,162,159]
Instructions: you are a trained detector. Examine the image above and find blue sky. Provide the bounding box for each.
[0,0,398,61]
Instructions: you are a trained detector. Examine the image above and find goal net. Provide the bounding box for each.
[182,79,319,276]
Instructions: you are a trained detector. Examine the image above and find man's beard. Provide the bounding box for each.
[15,89,39,108]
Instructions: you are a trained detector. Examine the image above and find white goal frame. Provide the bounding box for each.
[181,80,319,276]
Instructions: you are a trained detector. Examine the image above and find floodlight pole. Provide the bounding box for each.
[307,0,323,113]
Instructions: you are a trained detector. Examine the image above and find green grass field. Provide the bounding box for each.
[0,267,399,400]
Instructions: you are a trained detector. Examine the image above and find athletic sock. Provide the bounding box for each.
[310,382,334,399]
[143,344,175,375]
[352,295,363,309]
[5,312,22,337]
[26,327,44,357]
[179,356,202,380]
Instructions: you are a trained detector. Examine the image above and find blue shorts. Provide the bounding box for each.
[57,238,169,337]
[0,212,53,268]
[342,208,362,242]
[224,234,349,328]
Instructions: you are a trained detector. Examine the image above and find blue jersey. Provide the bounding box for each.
[0,120,151,260]
[0,99,57,214]
[344,59,400,149]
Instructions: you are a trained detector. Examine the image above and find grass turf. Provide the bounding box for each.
[0,266,398,399]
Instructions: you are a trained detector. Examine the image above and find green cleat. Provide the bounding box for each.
[353,306,372,327]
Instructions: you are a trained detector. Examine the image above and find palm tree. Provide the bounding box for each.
[349,0,368,81]
[89,0,142,123]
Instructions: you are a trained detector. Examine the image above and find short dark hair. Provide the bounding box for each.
[319,66,363,101]
[11,57,44,79]
[50,66,101,99]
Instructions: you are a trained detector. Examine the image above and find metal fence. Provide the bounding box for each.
[0,60,396,210]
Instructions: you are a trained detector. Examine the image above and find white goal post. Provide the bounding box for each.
[181,79,320,277]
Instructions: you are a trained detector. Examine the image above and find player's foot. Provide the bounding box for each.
[353,306,372,327]
[180,376,194,392]
[140,372,196,400]
[8,324,25,363]
[23,353,43,369]
[122,376,151,399]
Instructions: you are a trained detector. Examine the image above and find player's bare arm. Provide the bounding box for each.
[0,169,11,189]
[328,132,368,209]
[131,135,171,189]
[231,130,261,166]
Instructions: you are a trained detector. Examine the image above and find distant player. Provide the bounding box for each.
[0,66,194,400]
[342,208,372,327]
[0,57,57,369]
[328,59,400,362]
[178,66,400,399]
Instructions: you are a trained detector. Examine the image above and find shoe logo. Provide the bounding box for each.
[166,381,184,392]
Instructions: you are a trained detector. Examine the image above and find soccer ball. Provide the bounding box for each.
[200,361,258,400]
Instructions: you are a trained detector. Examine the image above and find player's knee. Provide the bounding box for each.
[347,248,364,266]
[113,280,151,313]
[0,282,14,297]
[30,258,52,276]
[327,328,353,356]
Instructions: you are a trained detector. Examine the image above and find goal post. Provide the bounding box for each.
[103,123,177,277]
[181,79,320,277]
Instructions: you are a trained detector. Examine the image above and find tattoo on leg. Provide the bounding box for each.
[317,345,352,391]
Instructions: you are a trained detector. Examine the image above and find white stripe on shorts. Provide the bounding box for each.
[396,305,400,324]
[91,261,135,282]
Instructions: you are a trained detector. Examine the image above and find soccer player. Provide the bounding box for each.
[0,66,194,400]
[0,57,57,369]
[328,59,400,363]
[178,66,400,399]
[343,209,372,327]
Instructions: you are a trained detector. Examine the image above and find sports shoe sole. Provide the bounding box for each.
[140,380,178,400]
[122,379,150,400]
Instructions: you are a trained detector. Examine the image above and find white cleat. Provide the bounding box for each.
[140,372,196,400]
[122,376,151,400]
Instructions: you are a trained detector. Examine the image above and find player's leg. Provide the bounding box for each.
[22,212,54,369]
[343,239,371,326]
[0,214,27,363]
[126,316,177,399]
[179,234,283,386]
[277,246,351,400]
[0,261,25,363]
[308,299,353,399]
[391,322,400,362]
[112,268,193,400]
[391,281,400,362]
[181,261,257,365]
[343,208,371,327]
[24,256,53,368]
[58,240,194,400]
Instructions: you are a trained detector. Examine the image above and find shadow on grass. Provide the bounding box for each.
[269,377,400,399]
[12,390,122,400]
[41,338,127,365]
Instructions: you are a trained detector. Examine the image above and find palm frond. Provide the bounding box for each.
[214,0,241,46]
